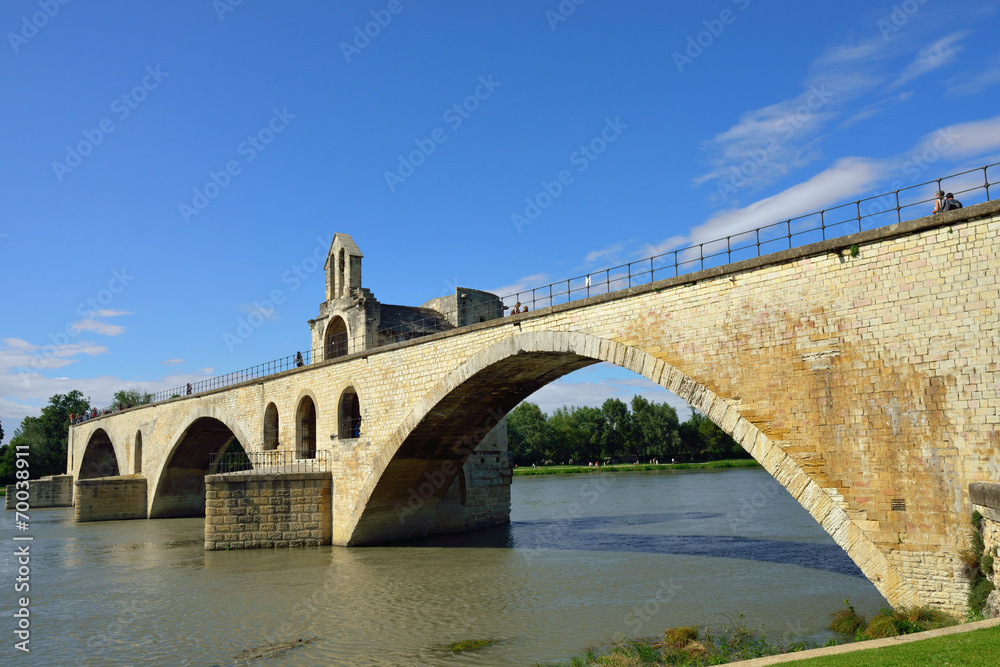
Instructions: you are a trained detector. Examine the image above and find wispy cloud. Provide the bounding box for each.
[890,31,970,87]
[71,320,126,336]
[584,242,624,264]
[162,358,185,366]
[0,337,108,372]
[947,53,1000,96]
[489,273,550,299]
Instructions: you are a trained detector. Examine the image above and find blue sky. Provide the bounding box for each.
[3,0,1000,445]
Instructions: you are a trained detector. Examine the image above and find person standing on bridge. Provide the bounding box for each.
[186,383,192,395]
[932,190,946,214]
[295,351,304,367]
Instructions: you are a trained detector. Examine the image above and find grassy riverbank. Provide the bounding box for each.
[513,459,760,475]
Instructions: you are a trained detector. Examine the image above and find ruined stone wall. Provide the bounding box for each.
[5,475,74,510]
[204,471,331,549]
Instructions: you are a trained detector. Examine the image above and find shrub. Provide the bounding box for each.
[662,626,698,648]
[830,599,866,636]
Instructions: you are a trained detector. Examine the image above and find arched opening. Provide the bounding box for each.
[325,316,349,360]
[79,429,120,479]
[149,417,246,518]
[338,248,346,298]
[338,387,362,439]
[263,402,279,450]
[296,396,317,459]
[133,430,143,474]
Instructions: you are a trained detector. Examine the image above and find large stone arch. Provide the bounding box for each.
[340,330,915,608]
[148,407,253,519]
[78,428,122,479]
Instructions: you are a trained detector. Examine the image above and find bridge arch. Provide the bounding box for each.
[342,330,914,607]
[79,428,122,479]
[148,407,253,519]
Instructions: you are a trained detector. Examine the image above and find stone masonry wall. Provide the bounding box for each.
[204,472,332,549]
[430,451,512,534]
[5,475,74,510]
[970,482,1000,617]
[74,476,147,522]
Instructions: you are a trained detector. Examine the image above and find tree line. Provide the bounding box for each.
[507,396,748,466]
[0,389,151,486]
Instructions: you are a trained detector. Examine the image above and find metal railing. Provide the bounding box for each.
[208,449,332,474]
[79,161,997,419]
[502,162,998,311]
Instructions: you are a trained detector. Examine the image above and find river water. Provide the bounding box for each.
[1,468,887,665]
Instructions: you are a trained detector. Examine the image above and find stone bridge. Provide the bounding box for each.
[65,201,1000,613]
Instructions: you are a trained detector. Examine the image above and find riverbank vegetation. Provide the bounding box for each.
[509,397,748,467]
[514,460,760,475]
[961,510,996,617]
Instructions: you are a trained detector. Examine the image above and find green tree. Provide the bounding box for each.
[0,391,91,483]
[631,395,681,459]
[569,405,605,463]
[507,402,551,465]
[548,406,588,464]
[113,387,153,407]
[600,398,632,458]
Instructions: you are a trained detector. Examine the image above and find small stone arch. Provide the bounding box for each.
[325,316,349,360]
[295,394,318,459]
[79,428,122,479]
[263,402,279,450]
[338,386,362,439]
[133,430,143,474]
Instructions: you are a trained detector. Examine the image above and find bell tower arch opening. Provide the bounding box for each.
[325,316,349,360]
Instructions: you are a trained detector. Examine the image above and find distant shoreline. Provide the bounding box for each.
[512,459,760,475]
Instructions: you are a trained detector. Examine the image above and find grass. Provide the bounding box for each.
[783,626,1000,666]
[829,600,956,641]
[513,459,760,476]
[554,615,824,666]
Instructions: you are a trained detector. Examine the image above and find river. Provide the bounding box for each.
[1,468,887,665]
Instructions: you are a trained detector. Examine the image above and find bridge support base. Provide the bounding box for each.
[74,475,147,522]
[204,471,332,549]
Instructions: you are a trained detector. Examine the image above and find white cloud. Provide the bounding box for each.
[162,358,185,366]
[584,242,624,264]
[523,365,691,417]
[947,54,1000,96]
[488,273,550,302]
[918,116,1000,160]
[891,31,970,87]
[0,338,108,372]
[689,157,884,251]
[71,320,126,336]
